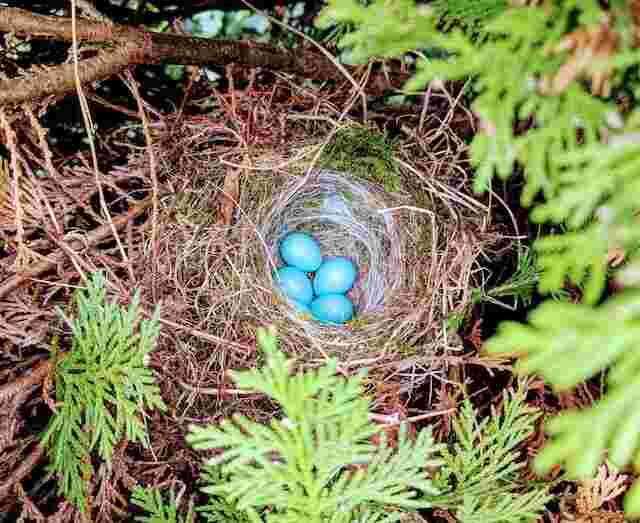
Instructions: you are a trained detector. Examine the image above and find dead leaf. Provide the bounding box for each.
[559,464,628,523]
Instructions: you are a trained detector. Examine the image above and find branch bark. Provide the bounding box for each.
[0,42,142,107]
[0,7,364,106]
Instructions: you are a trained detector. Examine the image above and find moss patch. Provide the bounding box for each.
[319,124,402,193]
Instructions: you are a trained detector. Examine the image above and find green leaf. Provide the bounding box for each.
[624,479,640,520]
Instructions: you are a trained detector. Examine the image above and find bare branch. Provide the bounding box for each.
[0,43,142,106]
[0,7,405,106]
[0,8,131,41]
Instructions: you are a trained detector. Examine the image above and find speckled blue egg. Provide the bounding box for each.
[311,294,354,325]
[279,232,322,272]
[313,257,358,296]
[276,266,313,305]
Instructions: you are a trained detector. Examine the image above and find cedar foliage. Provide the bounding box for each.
[165,327,546,523]
[186,326,442,523]
[432,388,549,521]
[317,0,640,518]
[41,272,166,511]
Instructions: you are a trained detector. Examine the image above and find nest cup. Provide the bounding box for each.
[248,168,422,356]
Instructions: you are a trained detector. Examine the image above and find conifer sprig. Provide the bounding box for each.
[186,326,441,523]
[131,485,191,523]
[486,290,640,512]
[433,387,550,522]
[42,272,166,511]
[318,0,640,516]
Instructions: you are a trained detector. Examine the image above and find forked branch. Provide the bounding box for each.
[0,7,390,106]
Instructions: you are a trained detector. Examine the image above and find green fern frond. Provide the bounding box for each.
[41,272,166,511]
[187,327,441,523]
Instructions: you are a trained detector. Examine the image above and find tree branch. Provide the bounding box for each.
[0,7,406,106]
[0,7,135,41]
[0,42,142,106]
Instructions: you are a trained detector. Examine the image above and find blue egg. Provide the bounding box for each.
[279,232,322,272]
[311,294,354,325]
[276,266,313,305]
[289,298,312,315]
[313,257,358,296]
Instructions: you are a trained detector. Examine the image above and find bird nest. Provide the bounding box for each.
[137,126,491,390]
[95,100,497,423]
[238,167,426,357]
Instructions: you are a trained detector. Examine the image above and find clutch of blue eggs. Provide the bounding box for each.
[275,231,357,325]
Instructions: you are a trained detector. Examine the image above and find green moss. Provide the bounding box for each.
[340,190,354,202]
[394,343,420,356]
[346,315,371,329]
[319,125,402,193]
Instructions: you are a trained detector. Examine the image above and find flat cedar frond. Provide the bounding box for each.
[430,0,509,32]
[187,327,441,523]
[531,142,640,302]
[433,386,549,522]
[320,0,639,298]
[486,290,640,513]
[534,225,611,305]
[130,485,195,523]
[41,272,166,512]
[196,466,252,522]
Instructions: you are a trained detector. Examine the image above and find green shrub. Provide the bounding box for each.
[317,0,640,517]
[153,327,548,523]
[186,326,442,523]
